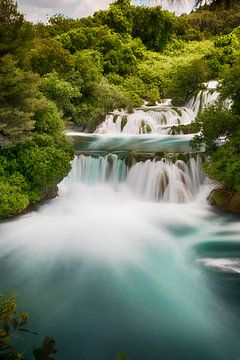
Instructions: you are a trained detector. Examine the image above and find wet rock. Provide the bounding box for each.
[207,187,240,213]
[43,186,58,200]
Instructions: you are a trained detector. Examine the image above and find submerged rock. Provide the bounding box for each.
[43,186,59,200]
[208,188,240,213]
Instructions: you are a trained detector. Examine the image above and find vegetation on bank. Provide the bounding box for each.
[0,53,73,219]
[193,61,240,196]
[186,24,240,201]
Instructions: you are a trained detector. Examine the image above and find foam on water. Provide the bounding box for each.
[198,258,240,273]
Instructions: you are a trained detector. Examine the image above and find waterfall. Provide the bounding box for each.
[187,90,220,117]
[95,108,195,135]
[70,154,127,186]
[68,154,204,203]
[186,80,220,115]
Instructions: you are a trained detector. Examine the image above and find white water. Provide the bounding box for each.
[1,152,240,359]
[187,89,220,117]
[198,258,240,274]
[95,82,219,136]
[69,155,205,203]
[0,159,240,360]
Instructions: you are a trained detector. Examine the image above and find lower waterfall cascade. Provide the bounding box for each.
[187,88,220,117]
[68,155,205,203]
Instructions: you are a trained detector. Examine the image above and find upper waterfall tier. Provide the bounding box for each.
[68,81,219,154]
[68,154,205,203]
[96,107,195,135]
[95,85,219,136]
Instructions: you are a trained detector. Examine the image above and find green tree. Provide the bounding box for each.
[94,0,133,34]
[29,38,74,76]
[167,58,211,105]
[41,72,81,119]
[193,61,240,193]
[0,0,24,55]
[220,62,240,113]
[0,173,29,219]
[0,55,40,139]
[74,50,103,96]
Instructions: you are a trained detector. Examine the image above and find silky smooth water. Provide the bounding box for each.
[0,157,240,360]
[1,85,238,359]
[69,133,198,153]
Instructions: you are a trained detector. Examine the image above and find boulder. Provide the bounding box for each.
[207,187,240,213]
[43,186,58,200]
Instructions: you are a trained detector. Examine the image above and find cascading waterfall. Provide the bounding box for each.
[95,81,219,136]
[187,81,220,116]
[95,108,195,135]
[68,154,204,203]
[70,154,128,186]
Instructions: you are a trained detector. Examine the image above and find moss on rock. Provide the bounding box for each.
[207,187,240,213]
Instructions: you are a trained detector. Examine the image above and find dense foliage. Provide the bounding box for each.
[177,0,240,40]
[0,57,73,219]
[189,26,240,193]
[194,66,240,192]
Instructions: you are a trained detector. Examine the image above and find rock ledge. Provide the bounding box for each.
[208,187,240,213]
